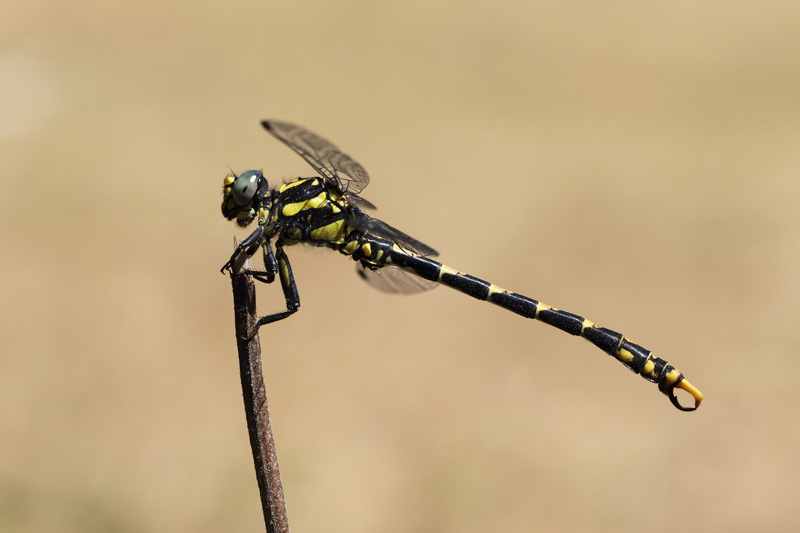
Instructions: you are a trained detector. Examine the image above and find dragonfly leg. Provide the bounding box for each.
[221,226,264,274]
[237,241,278,284]
[242,243,300,341]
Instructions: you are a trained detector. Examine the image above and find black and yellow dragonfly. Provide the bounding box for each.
[221,121,703,411]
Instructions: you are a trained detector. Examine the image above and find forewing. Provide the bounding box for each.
[346,215,439,257]
[357,265,439,294]
[262,120,370,194]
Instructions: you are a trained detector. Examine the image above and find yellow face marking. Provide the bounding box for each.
[224,187,232,197]
[310,220,345,242]
[362,243,372,257]
[224,176,236,186]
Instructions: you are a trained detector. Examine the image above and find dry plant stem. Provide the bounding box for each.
[230,254,290,533]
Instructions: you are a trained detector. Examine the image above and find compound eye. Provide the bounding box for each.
[232,170,262,206]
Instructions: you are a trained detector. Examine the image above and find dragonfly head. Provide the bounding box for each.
[221,170,270,227]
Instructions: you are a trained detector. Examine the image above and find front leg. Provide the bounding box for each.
[222,233,278,285]
[221,226,263,274]
[243,243,300,341]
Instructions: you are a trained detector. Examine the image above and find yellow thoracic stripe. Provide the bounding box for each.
[309,220,346,242]
[304,193,327,211]
[282,191,328,217]
[282,202,304,217]
[279,178,309,192]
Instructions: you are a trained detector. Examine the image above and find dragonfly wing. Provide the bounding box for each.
[357,264,439,294]
[346,193,377,210]
[346,214,439,257]
[262,120,370,194]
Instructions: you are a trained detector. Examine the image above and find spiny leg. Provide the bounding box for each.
[242,241,278,284]
[243,243,300,341]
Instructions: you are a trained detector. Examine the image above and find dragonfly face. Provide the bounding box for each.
[221,169,272,227]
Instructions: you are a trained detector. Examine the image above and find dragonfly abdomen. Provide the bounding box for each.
[387,250,702,411]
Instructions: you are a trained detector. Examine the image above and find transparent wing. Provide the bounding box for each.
[357,265,439,294]
[346,214,439,257]
[347,192,377,210]
[262,120,370,194]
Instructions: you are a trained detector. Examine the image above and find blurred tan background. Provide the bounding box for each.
[2,1,799,531]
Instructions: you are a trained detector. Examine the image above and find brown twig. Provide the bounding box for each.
[229,250,290,533]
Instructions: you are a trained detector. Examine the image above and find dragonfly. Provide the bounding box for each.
[221,120,703,411]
